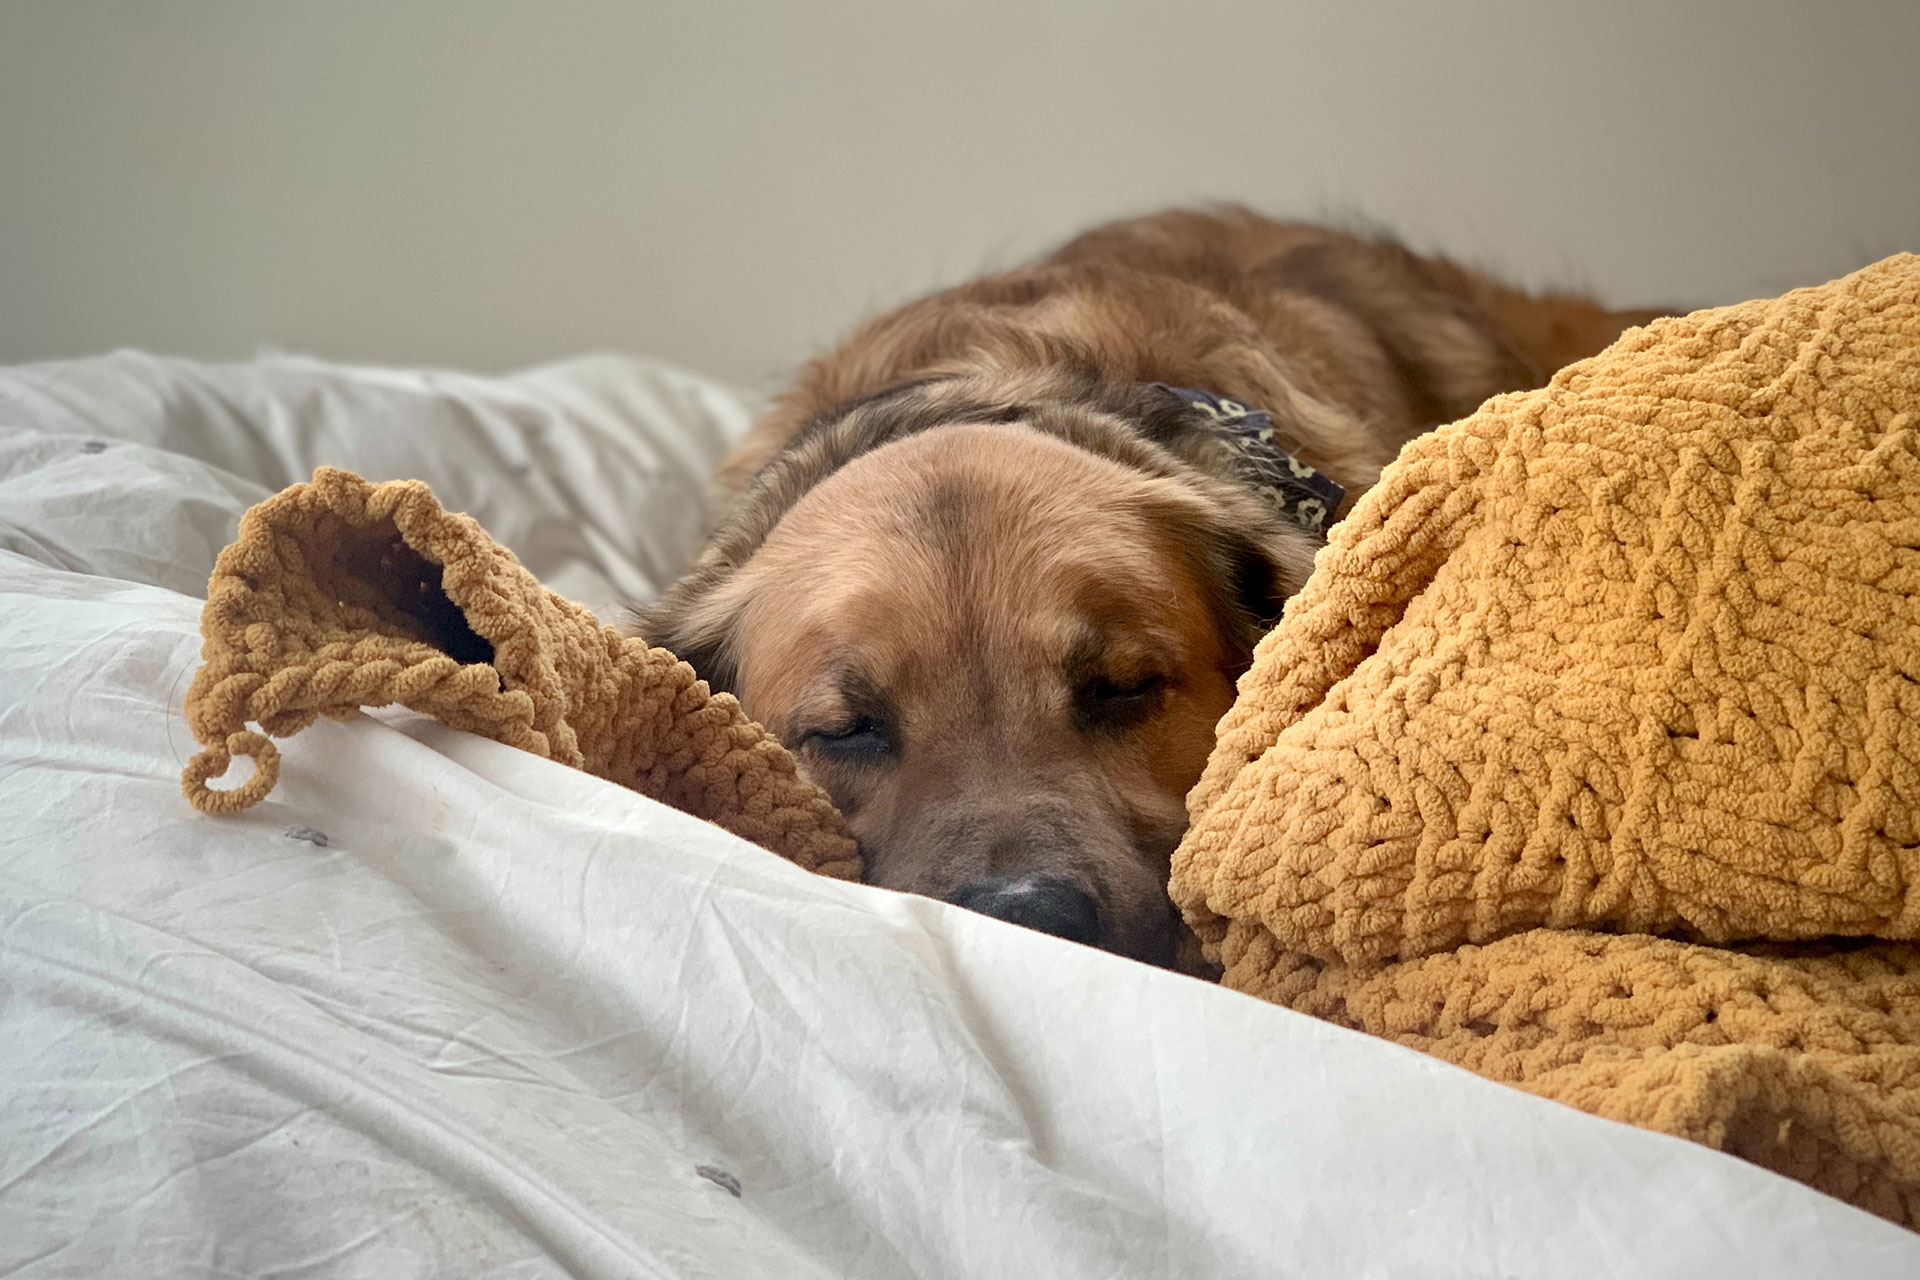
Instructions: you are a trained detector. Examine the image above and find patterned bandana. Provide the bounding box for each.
[1151,383,1346,535]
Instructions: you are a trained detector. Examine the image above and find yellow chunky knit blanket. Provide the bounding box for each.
[1174,254,1920,1230]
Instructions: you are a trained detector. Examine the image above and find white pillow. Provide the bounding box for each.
[0,349,757,608]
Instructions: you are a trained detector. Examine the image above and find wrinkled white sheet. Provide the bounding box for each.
[0,352,1914,1278]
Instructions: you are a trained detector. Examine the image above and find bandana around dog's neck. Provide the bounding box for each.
[1151,384,1345,535]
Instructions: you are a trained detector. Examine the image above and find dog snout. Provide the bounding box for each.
[949,874,1103,947]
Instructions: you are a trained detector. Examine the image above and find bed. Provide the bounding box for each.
[1,349,1914,1277]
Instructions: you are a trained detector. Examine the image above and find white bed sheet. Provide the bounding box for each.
[0,351,1914,1278]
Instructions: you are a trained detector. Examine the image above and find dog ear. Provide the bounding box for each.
[1225,530,1291,633]
[631,561,745,695]
[1145,478,1321,666]
[1214,523,1320,661]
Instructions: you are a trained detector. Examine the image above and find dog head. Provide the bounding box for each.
[639,373,1319,963]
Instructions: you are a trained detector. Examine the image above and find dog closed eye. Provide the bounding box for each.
[1075,672,1166,729]
[801,716,893,762]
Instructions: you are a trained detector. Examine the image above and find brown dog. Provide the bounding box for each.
[639,206,1664,965]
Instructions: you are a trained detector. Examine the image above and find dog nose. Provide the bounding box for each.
[949,875,1103,947]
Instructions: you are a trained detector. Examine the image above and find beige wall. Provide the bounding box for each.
[2,1,1915,388]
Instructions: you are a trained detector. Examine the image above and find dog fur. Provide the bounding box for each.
[638,206,1664,965]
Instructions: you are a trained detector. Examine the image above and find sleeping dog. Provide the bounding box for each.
[639,206,1664,966]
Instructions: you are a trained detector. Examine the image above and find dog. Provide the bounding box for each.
[638,206,1666,966]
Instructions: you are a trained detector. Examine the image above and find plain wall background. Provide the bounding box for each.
[2,1,1915,389]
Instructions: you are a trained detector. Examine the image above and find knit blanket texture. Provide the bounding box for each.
[1173,254,1920,1230]
[181,467,858,880]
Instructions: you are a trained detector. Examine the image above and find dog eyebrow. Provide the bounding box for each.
[1063,614,1186,684]
[832,666,890,716]
[1063,629,1107,682]
[781,665,894,749]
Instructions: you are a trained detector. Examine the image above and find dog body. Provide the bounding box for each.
[642,206,1662,964]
